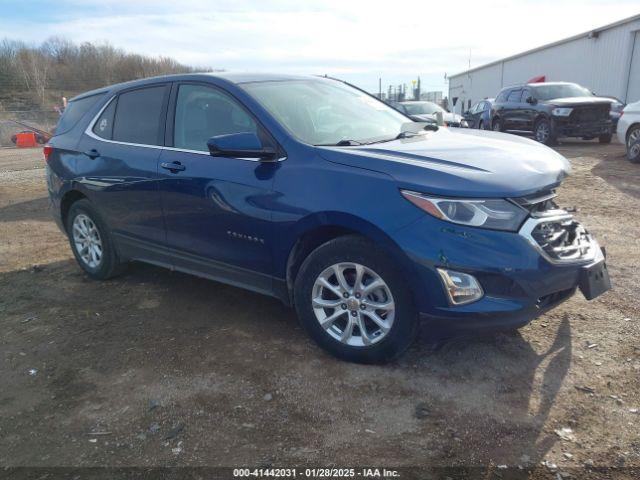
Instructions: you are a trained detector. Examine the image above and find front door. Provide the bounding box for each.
[158,82,279,294]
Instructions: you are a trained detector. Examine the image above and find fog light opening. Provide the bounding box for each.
[437,268,484,306]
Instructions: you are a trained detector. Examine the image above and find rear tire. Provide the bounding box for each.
[66,199,126,280]
[479,120,485,130]
[598,133,612,144]
[293,235,419,364]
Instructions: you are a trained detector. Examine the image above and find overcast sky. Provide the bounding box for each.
[1,0,638,95]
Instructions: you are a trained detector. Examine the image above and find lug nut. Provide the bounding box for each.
[343,292,349,299]
[360,304,366,310]
[351,311,357,317]
[355,293,361,299]
[341,304,347,310]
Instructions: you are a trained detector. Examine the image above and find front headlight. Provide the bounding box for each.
[552,107,573,117]
[401,190,528,231]
[460,120,469,127]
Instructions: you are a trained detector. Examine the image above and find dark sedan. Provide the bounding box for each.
[464,99,493,130]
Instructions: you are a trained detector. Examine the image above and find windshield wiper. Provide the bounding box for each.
[315,139,364,146]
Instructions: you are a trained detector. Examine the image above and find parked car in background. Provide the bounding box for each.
[617,99,640,163]
[491,82,612,145]
[45,73,610,364]
[602,96,625,132]
[397,101,468,128]
[389,101,437,127]
[463,99,493,130]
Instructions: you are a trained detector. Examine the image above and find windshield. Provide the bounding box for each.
[242,79,410,145]
[532,83,592,101]
[401,102,443,115]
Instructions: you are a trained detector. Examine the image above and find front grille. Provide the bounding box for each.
[530,217,593,261]
[569,105,609,123]
[537,288,575,309]
[512,188,558,215]
[513,190,598,263]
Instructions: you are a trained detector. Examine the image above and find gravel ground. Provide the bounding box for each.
[0,142,639,478]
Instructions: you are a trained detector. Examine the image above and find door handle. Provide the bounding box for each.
[161,161,186,172]
[84,149,100,159]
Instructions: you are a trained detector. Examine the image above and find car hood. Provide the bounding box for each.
[548,96,612,107]
[317,128,570,198]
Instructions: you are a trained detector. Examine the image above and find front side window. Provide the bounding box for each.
[173,84,257,152]
[112,86,167,145]
[507,90,522,102]
[242,79,410,146]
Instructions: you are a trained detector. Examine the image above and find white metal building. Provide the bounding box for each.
[448,14,640,114]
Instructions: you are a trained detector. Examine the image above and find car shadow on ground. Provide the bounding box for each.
[0,258,572,466]
[591,154,640,200]
[0,196,51,222]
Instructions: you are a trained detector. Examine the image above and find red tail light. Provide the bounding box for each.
[43,145,53,163]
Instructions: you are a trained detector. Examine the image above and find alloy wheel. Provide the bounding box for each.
[535,122,550,143]
[628,128,640,149]
[311,262,395,347]
[72,214,103,268]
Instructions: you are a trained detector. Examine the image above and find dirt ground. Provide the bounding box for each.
[0,141,639,478]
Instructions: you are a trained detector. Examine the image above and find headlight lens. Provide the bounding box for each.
[401,190,528,231]
[552,107,573,117]
[460,119,469,127]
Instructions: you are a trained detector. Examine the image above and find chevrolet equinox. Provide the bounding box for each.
[46,73,611,363]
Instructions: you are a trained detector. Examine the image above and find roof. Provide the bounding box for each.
[449,13,640,79]
[70,72,316,102]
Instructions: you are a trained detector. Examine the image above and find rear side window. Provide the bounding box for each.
[495,90,509,103]
[92,98,116,139]
[55,93,105,135]
[113,86,167,145]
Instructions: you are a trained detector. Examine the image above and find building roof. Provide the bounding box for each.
[449,13,640,79]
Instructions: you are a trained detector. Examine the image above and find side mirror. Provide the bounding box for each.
[207,132,278,161]
[526,96,537,105]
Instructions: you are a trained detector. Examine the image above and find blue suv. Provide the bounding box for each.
[46,73,611,363]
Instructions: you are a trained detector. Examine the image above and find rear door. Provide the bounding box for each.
[76,84,170,248]
[158,82,279,294]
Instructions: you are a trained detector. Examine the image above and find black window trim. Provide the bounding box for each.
[84,82,171,150]
[165,80,286,162]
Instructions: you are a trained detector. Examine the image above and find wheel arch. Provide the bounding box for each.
[626,122,640,143]
[60,189,88,228]
[281,212,417,306]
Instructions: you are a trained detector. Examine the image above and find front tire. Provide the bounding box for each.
[294,236,419,364]
[66,199,126,280]
[534,118,556,145]
[598,133,612,144]
[479,120,485,130]
[492,118,502,132]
